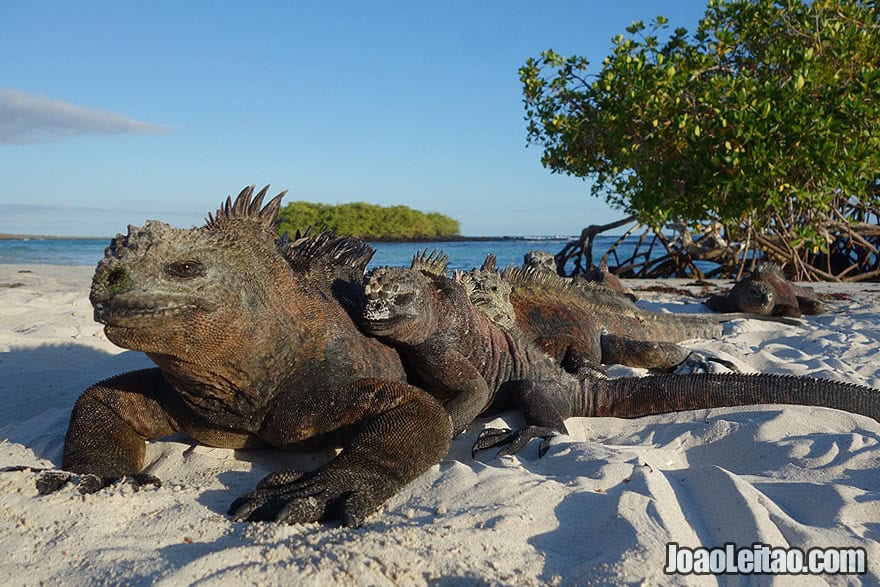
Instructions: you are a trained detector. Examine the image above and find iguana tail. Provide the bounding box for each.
[703,312,801,326]
[625,312,799,344]
[582,373,880,422]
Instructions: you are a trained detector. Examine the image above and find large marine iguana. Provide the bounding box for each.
[38,186,452,527]
[706,262,826,317]
[463,254,796,376]
[359,252,880,456]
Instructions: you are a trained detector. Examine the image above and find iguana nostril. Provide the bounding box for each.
[99,266,134,295]
[107,268,126,287]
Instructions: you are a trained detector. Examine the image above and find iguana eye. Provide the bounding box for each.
[394,293,415,306]
[164,260,206,279]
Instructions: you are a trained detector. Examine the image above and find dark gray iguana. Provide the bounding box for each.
[706,262,826,317]
[358,252,880,456]
[37,186,452,527]
[464,254,797,376]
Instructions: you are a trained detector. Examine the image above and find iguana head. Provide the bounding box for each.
[731,279,775,315]
[90,185,288,354]
[360,266,435,345]
[523,250,556,273]
[360,251,452,344]
[457,254,516,331]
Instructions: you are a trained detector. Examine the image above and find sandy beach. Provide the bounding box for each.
[1,263,879,585]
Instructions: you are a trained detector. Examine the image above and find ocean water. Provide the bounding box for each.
[0,236,627,271]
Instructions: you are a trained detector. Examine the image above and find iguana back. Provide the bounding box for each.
[460,255,793,374]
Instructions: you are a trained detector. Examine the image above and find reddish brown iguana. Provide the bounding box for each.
[358,251,880,456]
[462,254,796,377]
[37,186,452,527]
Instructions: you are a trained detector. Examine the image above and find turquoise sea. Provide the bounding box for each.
[0,236,633,271]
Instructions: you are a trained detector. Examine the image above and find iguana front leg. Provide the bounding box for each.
[230,378,452,527]
[414,349,493,435]
[472,379,571,458]
[533,335,605,378]
[41,368,180,493]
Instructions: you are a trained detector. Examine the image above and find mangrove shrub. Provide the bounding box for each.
[522,0,880,279]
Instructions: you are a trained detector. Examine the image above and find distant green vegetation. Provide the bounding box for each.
[276,201,461,240]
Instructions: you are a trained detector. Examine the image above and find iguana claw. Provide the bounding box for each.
[229,467,379,527]
[35,470,161,495]
[35,471,73,494]
[472,425,561,458]
[675,351,740,374]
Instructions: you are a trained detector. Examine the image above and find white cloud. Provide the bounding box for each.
[0,88,169,144]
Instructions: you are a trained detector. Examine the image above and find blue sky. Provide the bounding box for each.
[2,1,708,237]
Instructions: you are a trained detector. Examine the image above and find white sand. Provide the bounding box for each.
[1,264,878,585]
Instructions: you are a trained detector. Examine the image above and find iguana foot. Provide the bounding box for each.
[229,466,387,527]
[472,425,562,458]
[571,362,607,380]
[559,348,606,380]
[674,351,740,374]
[35,470,161,495]
[35,471,73,494]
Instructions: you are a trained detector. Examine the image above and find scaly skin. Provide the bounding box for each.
[357,253,880,457]
[707,263,826,317]
[462,255,796,376]
[359,254,576,437]
[47,186,452,527]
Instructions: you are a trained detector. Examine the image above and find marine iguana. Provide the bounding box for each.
[523,250,637,300]
[359,252,880,457]
[360,251,562,435]
[39,186,452,527]
[706,262,826,317]
[463,255,795,376]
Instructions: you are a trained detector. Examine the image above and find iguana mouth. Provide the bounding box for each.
[93,298,208,326]
[360,296,398,332]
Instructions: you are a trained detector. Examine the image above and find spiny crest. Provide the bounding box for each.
[480,253,497,272]
[282,229,375,275]
[205,185,287,230]
[411,249,449,276]
[752,262,785,279]
[452,269,476,299]
[500,265,576,290]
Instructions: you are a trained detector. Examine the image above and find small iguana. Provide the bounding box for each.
[39,186,452,527]
[358,251,880,457]
[706,262,826,317]
[463,255,795,375]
